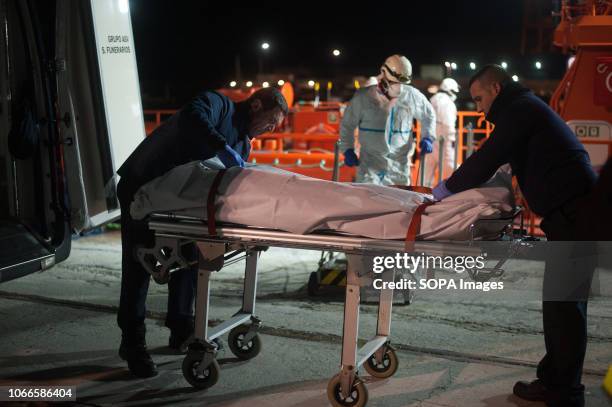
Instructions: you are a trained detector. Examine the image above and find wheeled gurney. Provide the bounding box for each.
[137,208,520,407]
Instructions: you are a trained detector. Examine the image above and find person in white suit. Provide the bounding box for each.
[423,77,459,187]
[340,55,436,185]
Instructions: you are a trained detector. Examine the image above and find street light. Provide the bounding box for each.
[443,61,452,75]
[501,61,508,69]
[246,81,253,87]
[332,49,341,57]
[307,80,315,88]
[451,62,457,70]
[277,79,285,86]
[469,62,477,70]
[512,75,519,82]
[262,81,270,88]
[535,61,542,69]
[229,81,237,88]
[259,43,270,74]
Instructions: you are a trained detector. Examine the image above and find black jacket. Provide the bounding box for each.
[117,91,251,192]
[576,158,612,240]
[446,82,596,217]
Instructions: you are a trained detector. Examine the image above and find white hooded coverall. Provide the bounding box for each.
[339,85,436,185]
[423,91,457,187]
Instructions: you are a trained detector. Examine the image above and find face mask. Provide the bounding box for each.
[378,77,402,100]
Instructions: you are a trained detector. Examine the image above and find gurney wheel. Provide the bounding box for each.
[228,324,262,360]
[182,354,220,390]
[326,373,368,407]
[364,346,398,379]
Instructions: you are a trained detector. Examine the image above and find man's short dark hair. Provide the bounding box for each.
[469,64,512,88]
[249,87,289,115]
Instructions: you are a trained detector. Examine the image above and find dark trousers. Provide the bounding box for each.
[537,198,595,406]
[116,179,197,339]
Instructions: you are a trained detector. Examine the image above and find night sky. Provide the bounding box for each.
[129,1,558,105]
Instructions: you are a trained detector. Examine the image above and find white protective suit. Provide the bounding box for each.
[339,85,436,185]
[423,91,457,187]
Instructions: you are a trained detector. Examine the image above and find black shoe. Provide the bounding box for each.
[168,330,192,351]
[513,379,548,402]
[119,337,158,378]
[168,320,194,352]
[167,318,194,351]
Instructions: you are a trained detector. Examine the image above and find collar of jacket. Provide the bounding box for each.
[485,82,530,124]
[233,101,251,138]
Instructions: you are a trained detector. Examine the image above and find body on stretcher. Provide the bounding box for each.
[136,205,525,407]
[129,161,525,406]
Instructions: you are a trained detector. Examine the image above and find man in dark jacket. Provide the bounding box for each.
[116,87,287,378]
[433,65,597,407]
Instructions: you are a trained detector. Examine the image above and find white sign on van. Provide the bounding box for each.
[567,120,612,170]
[567,120,611,139]
[90,0,145,172]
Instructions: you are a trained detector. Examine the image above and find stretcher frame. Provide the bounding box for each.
[137,211,519,406]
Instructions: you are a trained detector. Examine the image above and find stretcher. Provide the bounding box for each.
[136,206,521,407]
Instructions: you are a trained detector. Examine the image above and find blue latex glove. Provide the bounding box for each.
[216,144,245,168]
[343,148,359,167]
[419,136,434,154]
[432,180,453,201]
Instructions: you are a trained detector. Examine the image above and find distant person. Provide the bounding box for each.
[340,54,436,185]
[116,87,288,378]
[423,78,459,187]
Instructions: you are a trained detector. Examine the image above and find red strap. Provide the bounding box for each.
[206,170,227,235]
[405,201,436,252]
[390,185,433,194]
[389,185,435,251]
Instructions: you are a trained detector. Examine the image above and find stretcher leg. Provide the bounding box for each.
[376,268,394,338]
[193,242,225,343]
[327,254,368,406]
[181,242,225,390]
[227,249,263,360]
[206,249,256,342]
[340,254,360,394]
[242,250,258,314]
[374,268,394,363]
[362,268,399,378]
[194,267,212,342]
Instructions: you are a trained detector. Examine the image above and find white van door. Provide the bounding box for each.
[55,0,145,231]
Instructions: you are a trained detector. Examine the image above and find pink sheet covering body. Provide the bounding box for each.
[130,162,514,241]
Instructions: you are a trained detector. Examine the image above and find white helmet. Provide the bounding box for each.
[364,76,378,87]
[380,55,412,84]
[439,77,459,93]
